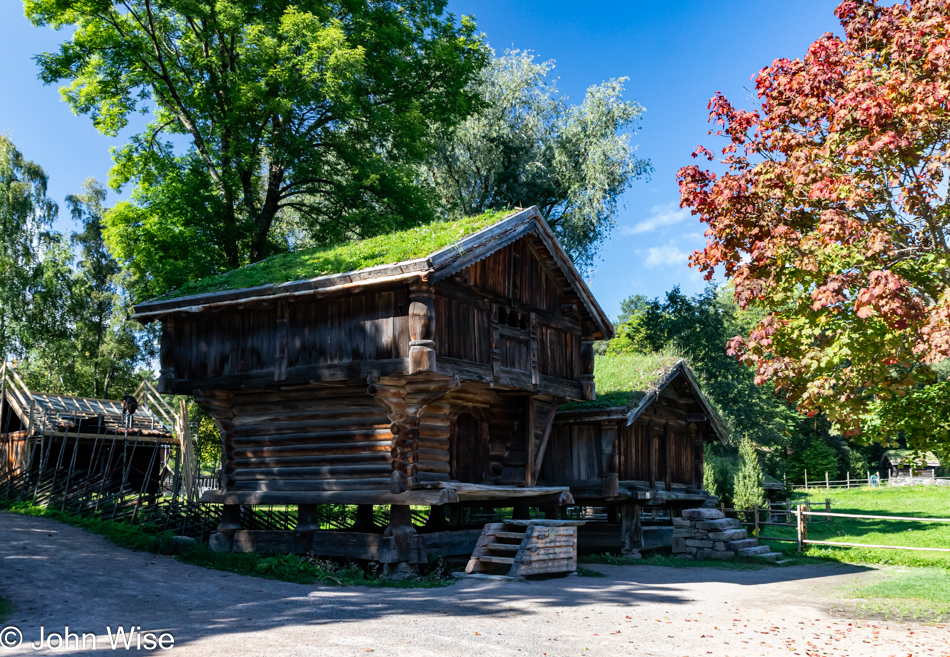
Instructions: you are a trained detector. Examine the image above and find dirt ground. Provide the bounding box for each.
[1,512,948,657]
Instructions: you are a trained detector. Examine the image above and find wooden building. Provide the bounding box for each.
[880,450,941,479]
[133,207,614,567]
[0,363,174,500]
[542,357,726,555]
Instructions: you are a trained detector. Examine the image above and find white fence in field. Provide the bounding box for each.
[795,470,950,490]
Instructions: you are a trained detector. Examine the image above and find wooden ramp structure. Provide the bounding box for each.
[0,362,186,515]
[465,519,583,578]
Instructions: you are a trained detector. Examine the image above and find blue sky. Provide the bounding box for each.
[0,1,837,318]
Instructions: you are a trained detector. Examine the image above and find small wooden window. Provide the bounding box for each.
[451,412,488,484]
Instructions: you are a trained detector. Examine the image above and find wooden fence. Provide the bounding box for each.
[792,507,950,553]
[797,469,950,490]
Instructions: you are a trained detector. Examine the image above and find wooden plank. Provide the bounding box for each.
[532,402,559,481]
[201,488,459,506]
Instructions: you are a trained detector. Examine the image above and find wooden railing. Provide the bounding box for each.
[792,507,950,553]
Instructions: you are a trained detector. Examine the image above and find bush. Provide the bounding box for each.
[733,437,767,522]
[704,452,738,505]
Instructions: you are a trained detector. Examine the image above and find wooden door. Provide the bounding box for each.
[451,412,488,484]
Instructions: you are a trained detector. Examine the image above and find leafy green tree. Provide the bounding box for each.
[732,437,767,519]
[790,437,841,485]
[0,136,57,359]
[424,49,652,271]
[27,0,488,279]
[609,286,805,467]
[67,180,146,397]
[845,448,868,479]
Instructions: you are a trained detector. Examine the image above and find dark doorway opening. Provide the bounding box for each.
[451,412,488,484]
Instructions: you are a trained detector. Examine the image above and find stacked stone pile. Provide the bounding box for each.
[671,507,781,561]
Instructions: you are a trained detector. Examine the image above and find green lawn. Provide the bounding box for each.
[760,485,950,568]
[756,485,950,619]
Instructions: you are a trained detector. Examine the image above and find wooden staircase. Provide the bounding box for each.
[465,519,583,578]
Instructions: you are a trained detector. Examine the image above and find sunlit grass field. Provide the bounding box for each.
[757,485,950,618]
[760,485,950,569]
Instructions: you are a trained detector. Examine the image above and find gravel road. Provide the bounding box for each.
[1,511,947,656]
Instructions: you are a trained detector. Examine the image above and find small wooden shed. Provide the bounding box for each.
[540,356,726,555]
[132,207,613,566]
[880,450,941,479]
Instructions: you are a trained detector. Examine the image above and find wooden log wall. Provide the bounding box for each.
[195,384,396,493]
[195,379,535,496]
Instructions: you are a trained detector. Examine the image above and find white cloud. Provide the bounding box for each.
[644,244,689,268]
[622,202,690,235]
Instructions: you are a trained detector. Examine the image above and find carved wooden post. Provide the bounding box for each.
[210,503,241,552]
[529,312,540,388]
[274,300,289,381]
[296,503,319,553]
[408,285,436,374]
[158,316,176,394]
[490,304,502,380]
[621,503,642,557]
[383,504,419,578]
[601,420,619,497]
[664,421,672,491]
[580,320,595,401]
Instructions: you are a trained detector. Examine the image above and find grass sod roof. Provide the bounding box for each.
[163,210,511,300]
[559,351,683,411]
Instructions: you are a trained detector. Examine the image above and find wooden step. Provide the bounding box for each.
[479,556,515,565]
[486,543,521,551]
[495,531,526,539]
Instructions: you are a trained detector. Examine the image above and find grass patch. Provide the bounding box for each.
[758,486,950,569]
[559,349,683,411]
[844,568,950,622]
[580,552,766,570]
[576,566,607,577]
[0,500,452,588]
[0,597,11,623]
[165,210,510,299]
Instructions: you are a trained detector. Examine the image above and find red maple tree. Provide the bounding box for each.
[680,0,950,445]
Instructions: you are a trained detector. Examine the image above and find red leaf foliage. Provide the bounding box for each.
[679,0,950,435]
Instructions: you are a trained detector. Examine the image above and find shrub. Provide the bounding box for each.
[733,437,767,522]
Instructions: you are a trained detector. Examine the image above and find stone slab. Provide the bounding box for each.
[695,518,741,531]
[682,508,725,521]
[708,529,747,541]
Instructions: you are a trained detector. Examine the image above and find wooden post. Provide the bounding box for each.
[648,419,657,487]
[580,320,595,401]
[621,504,642,556]
[825,471,829,489]
[846,471,850,489]
[408,285,436,374]
[383,504,418,567]
[753,503,760,537]
[785,498,791,524]
[663,421,672,492]
[825,498,831,523]
[601,420,619,498]
[804,469,808,490]
[795,505,803,552]
[211,504,242,552]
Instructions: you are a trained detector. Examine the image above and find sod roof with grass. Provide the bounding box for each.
[559,351,683,411]
[164,210,511,300]
[558,351,728,442]
[881,450,941,468]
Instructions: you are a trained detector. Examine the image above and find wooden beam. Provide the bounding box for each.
[200,488,460,506]
[532,403,559,482]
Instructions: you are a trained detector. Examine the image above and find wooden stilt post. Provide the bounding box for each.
[754,503,760,537]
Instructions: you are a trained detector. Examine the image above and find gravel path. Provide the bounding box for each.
[1,511,948,656]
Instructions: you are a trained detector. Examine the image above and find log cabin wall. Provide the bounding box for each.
[195,383,396,493]
[415,388,529,486]
[163,287,410,392]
